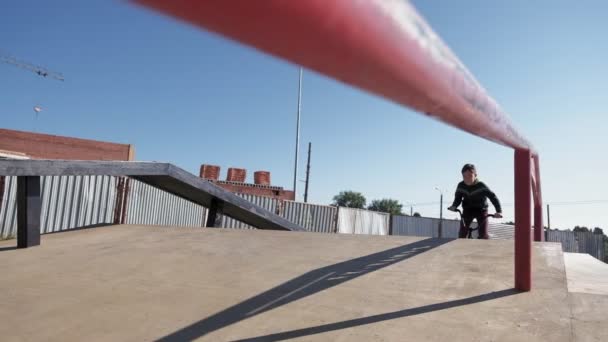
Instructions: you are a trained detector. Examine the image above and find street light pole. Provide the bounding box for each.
[435,187,443,238]
[293,68,302,198]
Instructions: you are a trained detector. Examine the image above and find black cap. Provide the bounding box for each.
[461,163,476,174]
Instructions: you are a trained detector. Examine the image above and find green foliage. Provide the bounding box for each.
[368,199,403,215]
[332,191,366,209]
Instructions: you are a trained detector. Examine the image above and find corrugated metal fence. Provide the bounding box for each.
[1,175,604,262]
[0,176,16,238]
[219,194,278,230]
[547,230,605,261]
[218,197,338,233]
[337,207,390,235]
[126,179,208,227]
[1,175,118,238]
[391,215,516,240]
[280,201,337,233]
[391,215,460,238]
[488,223,515,240]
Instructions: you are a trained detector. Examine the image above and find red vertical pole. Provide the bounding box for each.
[515,149,532,291]
[533,155,544,242]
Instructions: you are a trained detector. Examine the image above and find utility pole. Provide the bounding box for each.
[439,193,443,238]
[547,204,551,229]
[435,187,443,238]
[304,142,311,203]
[292,68,302,197]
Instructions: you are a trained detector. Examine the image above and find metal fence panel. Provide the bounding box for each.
[547,230,604,261]
[280,201,337,233]
[219,193,279,229]
[391,215,459,238]
[0,176,17,238]
[488,223,514,240]
[392,216,517,240]
[1,175,117,238]
[337,207,389,235]
[126,179,207,227]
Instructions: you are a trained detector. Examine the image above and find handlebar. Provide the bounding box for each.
[448,207,500,218]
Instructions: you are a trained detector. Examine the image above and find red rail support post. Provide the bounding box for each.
[515,149,532,291]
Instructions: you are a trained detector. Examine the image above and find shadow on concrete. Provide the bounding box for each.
[44,223,116,235]
[157,238,454,341]
[0,245,18,252]
[232,288,519,341]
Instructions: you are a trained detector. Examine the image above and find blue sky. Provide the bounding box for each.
[1,1,607,230]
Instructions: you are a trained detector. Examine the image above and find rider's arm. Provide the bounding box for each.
[450,187,463,208]
[485,185,502,213]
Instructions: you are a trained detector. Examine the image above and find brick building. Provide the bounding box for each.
[0,128,136,226]
[0,128,135,161]
[200,164,294,201]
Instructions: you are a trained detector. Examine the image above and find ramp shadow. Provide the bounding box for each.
[233,288,519,341]
[157,237,454,341]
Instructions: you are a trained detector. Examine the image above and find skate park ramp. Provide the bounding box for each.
[564,252,608,342]
[1,225,606,341]
[564,252,608,295]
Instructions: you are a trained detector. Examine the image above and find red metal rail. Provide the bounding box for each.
[135,0,542,291]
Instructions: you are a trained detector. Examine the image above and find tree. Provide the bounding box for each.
[332,191,366,209]
[573,226,590,233]
[413,212,421,217]
[368,199,403,215]
[593,227,604,235]
[503,221,515,225]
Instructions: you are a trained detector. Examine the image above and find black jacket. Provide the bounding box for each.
[451,180,502,213]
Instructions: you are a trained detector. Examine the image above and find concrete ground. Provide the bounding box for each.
[0,225,605,341]
[564,252,608,342]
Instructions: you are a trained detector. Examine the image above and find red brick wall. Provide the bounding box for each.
[214,182,295,201]
[0,128,134,161]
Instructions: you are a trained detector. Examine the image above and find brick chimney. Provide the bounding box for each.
[200,164,220,181]
[227,167,246,183]
[254,171,271,186]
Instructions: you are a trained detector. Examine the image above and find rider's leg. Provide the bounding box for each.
[458,213,474,238]
[476,210,489,239]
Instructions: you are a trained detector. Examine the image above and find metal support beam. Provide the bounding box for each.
[514,150,532,291]
[0,160,307,235]
[206,198,225,228]
[17,176,41,248]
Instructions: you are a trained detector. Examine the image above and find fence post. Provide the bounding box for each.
[206,198,225,228]
[113,177,124,224]
[334,206,343,233]
[17,176,41,248]
[119,178,131,224]
[0,175,5,216]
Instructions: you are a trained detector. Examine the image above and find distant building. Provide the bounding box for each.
[0,128,135,225]
[200,164,294,201]
[0,128,135,161]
